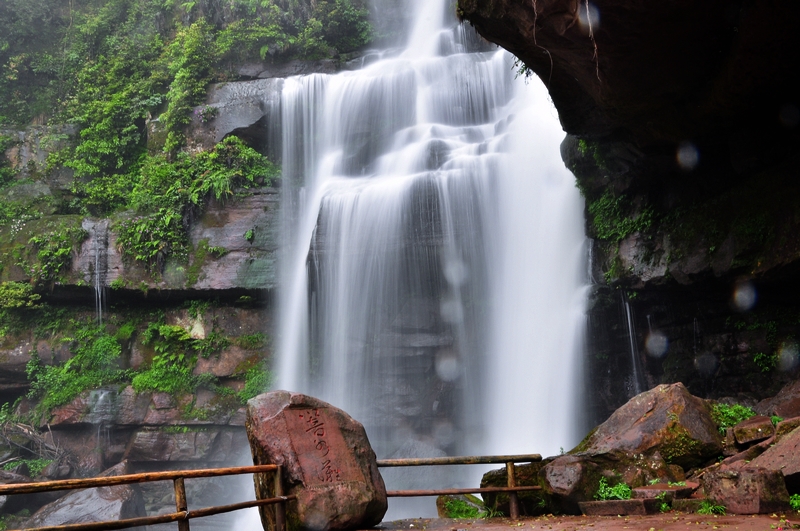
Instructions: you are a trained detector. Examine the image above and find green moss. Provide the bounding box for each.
[587,191,654,243]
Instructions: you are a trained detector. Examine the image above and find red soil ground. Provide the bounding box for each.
[378,513,800,531]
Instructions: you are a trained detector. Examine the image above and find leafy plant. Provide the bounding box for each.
[771,415,784,426]
[26,323,126,414]
[697,500,726,515]
[441,497,500,519]
[2,458,52,477]
[710,403,757,434]
[594,477,632,501]
[753,351,778,372]
[790,493,800,511]
[238,363,273,403]
[236,333,267,350]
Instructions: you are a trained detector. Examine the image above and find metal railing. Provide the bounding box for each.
[0,454,541,530]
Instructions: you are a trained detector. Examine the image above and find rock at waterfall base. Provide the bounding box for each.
[246,391,387,531]
[702,468,790,514]
[23,461,146,529]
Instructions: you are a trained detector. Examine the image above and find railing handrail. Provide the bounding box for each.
[0,464,279,495]
[377,454,541,467]
[1,453,542,530]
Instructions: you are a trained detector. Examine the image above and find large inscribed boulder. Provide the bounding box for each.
[246,391,387,531]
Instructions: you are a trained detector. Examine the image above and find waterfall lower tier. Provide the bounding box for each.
[273,0,588,518]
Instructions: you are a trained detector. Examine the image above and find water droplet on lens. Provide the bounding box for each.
[440,299,463,323]
[578,2,601,33]
[645,331,669,358]
[778,342,799,372]
[695,352,718,377]
[435,350,460,381]
[443,259,468,286]
[677,142,699,171]
[732,281,757,312]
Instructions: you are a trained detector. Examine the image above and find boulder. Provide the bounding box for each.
[732,415,774,445]
[573,383,723,469]
[747,425,800,491]
[480,461,548,516]
[756,380,800,419]
[246,391,387,531]
[23,461,146,529]
[702,468,789,514]
[775,417,800,441]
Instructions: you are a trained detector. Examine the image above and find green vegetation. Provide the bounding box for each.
[587,191,655,243]
[238,362,273,403]
[26,322,127,415]
[441,497,501,519]
[0,0,369,282]
[0,0,372,128]
[772,415,784,426]
[594,477,632,501]
[710,403,757,434]
[114,136,277,270]
[2,458,52,477]
[790,493,800,511]
[696,500,726,515]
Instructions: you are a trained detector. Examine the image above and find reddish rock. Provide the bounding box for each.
[23,461,146,529]
[718,436,774,471]
[246,391,387,531]
[756,380,800,419]
[115,386,151,425]
[775,417,800,441]
[631,483,697,501]
[702,468,789,514]
[124,428,222,462]
[572,383,723,469]
[747,425,800,490]
[578,499,661,516]
[194,345,253,377]
[733,416,774,445]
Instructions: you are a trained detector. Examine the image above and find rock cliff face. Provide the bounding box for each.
[457,0,800,420]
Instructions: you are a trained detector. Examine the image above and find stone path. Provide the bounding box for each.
[376,514,799,531]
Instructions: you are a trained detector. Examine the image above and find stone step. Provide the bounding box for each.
[631,481,698,501]
[578,499,661,516]
[672,499,705,513]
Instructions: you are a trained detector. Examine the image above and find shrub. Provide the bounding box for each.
[710,403,757,434]
[790,493,800,511]
[697,500,726,515]
[594,477,632,501]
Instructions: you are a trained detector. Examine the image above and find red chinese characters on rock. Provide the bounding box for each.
[285,407,364,487]
[298,409,342,483]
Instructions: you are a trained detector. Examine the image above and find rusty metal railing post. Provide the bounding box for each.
[274,465,286,531]
[505,461,519,519]
[174,477,190,531]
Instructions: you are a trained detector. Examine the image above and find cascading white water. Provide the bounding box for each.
[267,0,587,519]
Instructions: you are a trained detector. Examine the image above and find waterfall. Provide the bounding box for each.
[83,219,109,325]
[267,0,587,519]
[622,292,646,396]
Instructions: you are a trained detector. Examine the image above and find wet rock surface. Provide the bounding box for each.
[574,383,722,468]
[246,391,387,531]
[23,462,147,529]
[702,468,790,514]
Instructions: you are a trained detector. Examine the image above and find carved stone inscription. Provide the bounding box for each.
[284,407,365,486]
